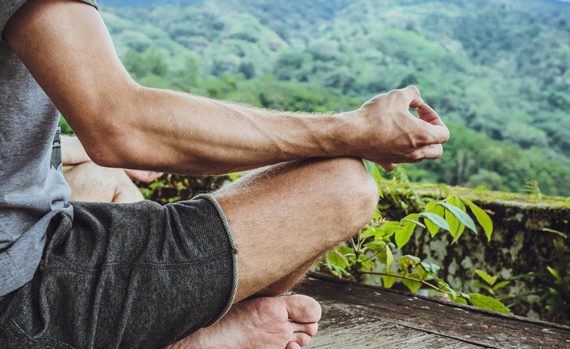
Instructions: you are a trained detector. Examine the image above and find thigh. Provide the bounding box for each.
[213,157,378,302]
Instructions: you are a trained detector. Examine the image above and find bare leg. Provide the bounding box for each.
[171,157,378,349]
[257,259,316,297]
[216,157,378,301]
[64,161,143,203]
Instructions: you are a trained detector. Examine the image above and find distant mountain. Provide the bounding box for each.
[97,0,570,7]
[98,0,202,6]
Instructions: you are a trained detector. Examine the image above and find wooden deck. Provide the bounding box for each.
[293,275,570,349]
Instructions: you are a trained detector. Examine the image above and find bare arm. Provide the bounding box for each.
[4,0,449,175]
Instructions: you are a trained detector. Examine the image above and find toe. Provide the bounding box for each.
[286,342,301,349]
[292,321,318,337]
[291,332,312,347]
[285,295,322,323]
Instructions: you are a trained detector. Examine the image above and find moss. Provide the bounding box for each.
[412,183,570,209]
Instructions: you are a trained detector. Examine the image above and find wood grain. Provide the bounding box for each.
[293,275,570,349]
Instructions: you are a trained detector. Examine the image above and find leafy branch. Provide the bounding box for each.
[319,161,511,314]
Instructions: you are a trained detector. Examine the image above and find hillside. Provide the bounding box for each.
[94,0,570,195]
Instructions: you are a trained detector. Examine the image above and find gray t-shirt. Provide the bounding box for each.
[0,0,98,296]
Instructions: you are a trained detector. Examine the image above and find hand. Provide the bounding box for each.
[123,169,163,183]
[345,86,450,171]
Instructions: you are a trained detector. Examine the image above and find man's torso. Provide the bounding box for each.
[0,2,75,296]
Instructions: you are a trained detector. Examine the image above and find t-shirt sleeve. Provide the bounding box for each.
[0,0,98,40]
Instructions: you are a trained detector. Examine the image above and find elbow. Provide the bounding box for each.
[85,144,123,169]
[82,127,133,169]
[75,111,137,169]
[74,83,143,168]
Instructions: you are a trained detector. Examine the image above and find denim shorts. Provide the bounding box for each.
[0,194,239,349]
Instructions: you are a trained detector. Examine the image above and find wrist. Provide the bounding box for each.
[325,110,362,157]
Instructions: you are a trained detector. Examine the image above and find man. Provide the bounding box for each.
[62,135,163,203]
[0,0,449,348]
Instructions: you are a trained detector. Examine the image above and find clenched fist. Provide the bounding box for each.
[342,86,450,170]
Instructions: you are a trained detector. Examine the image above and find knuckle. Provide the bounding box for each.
[392,91,407,104]
[415,132,431,146]
[408,85,420,96]
[386,89,400,99]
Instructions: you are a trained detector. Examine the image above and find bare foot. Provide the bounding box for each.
[168,295,322,349]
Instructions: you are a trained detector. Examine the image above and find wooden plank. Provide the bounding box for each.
[294,276,570,349]
[310,320,483,349]
[308,299,484,349]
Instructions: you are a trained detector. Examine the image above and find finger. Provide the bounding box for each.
[149,171,164,181]
[138,171,162,183]
[380,162,397,172]
[413,99,446,127]
[411,117,450,145]
[407,144,444,162]
[398,85,421,105]
[424,123,450,144]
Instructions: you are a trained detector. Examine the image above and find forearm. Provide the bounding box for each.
[107,86,355,174]
[61,135,91,166]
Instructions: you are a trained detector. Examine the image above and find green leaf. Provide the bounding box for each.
[398,255,421,271]
[364,241,386,253]
[327,250,348,270]
[468,293,512,314]
[442,197,464,241]
[424,202,441,236]
[360,259,375,271]
[403,218,426,228]
[148,180,165,190]
[402,273,422,293]
[438,200,477,238]
[337,244,354,255]
[420,261,432,272]
[419,212,450,234]
[430,263,441,273]
[363,159,376,176]
[417,265,426,280]
[227,173,241,181]
[435,277,457,298]
[386,244,394,267]
[493,280,511,291]
[472,280,494,293]
[382,273,397,288]
[450,296,468,305]
[475,269,498,286]
[547,266,562,282]
[395,221,416,249]
[373,221,401,239]
[542,228,568,239]
[464,199,494,241]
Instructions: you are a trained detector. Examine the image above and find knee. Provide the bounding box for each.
[321,157,379,238]
[69,162,129,188]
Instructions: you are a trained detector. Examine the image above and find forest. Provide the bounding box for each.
[91,0,570,195]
